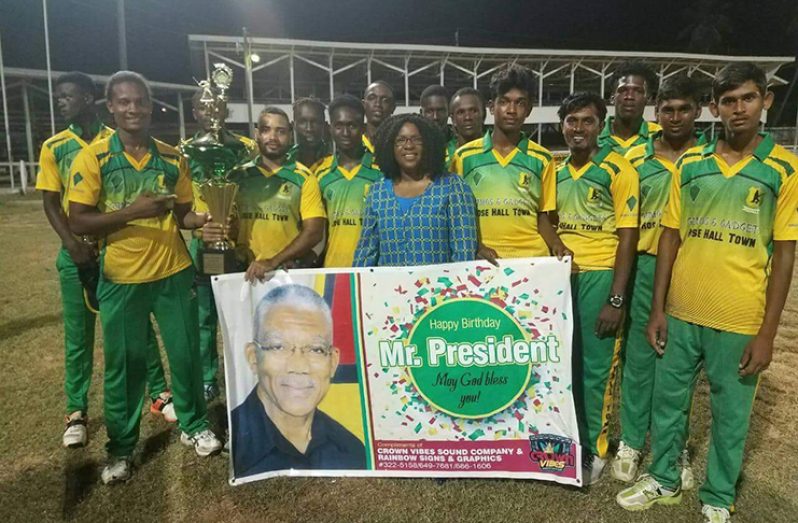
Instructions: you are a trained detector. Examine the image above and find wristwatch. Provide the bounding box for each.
[608,294,625,309]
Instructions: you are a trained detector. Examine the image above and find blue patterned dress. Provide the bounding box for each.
[353,173,478,267]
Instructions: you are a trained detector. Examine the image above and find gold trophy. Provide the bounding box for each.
[179,63,248,274]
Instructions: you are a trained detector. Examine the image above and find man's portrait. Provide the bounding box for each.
[231,284,366,477]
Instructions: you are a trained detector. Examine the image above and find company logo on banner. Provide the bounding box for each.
[212,258,580,486]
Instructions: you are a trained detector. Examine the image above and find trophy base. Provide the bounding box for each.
[201,248,238,275]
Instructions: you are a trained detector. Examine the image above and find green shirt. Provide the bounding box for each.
[598,116,661,155]
[316,153,384,267]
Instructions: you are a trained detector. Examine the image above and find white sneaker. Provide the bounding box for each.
[150,392,177,423]
[680,448,695,491]
[101,456,132,485]
[702,505,731,523]
[611,441,641,482]
[62,412,88,448]
[181,429,222,457]
[582,453,607,486]
[616,474,682,511]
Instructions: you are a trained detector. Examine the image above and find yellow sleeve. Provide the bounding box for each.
[68,148,102,207]
[774,169,798,241]
[300,173,327,220]
[609,159,639,228]
[539,159,556,212]
[35,144,62,192]
[175,157,193,204]
[661,166,682,229]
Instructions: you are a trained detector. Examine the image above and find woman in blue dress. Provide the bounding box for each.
[353,114,477,267]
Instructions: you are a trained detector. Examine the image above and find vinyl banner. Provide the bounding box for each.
[213,258,580,486]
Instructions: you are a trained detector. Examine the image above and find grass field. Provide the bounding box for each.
[1,193,796,522]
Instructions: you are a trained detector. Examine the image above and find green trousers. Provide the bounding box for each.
[571,270,623,458]
[97,266,208,457]
[189,237,219,386]
[57,248,167,414]
[619,253,658,449]
[648,316,758,509]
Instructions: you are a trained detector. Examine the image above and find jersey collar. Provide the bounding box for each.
[600,115,650,141]
[701,132,774,161]
[108,131,160,157]
[68,119,104,141]
[643,130,708,160]
[481,130,529,153]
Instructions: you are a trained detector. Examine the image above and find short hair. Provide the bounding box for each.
[258,105,291,127]
[105,70,151,102]
[656,74,703,106]
[253,284,332,342]
[293,97,326,121]
[363,80,395,99]
[450,87,486,117]
[712,62,767,101]
[55,71,96,99]
[420,84,448,105]
[488,64,536,101]
[328,94,365,121]
[374,113,446,180]
[612,60,658,95]
[557,92,608,122]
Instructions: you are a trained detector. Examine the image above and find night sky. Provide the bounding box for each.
[1,0,796,85]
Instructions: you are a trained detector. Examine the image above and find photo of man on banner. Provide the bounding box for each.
[231,284,366,478]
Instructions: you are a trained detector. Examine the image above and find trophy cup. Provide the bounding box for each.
[179,63,249,274]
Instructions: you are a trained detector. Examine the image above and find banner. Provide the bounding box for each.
[213,258,580,486]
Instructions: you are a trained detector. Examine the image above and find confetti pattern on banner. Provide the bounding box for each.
[360,261,575,442]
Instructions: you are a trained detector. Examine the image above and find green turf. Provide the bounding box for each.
[1,193,796,522]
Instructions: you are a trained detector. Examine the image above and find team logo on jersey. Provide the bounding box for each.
[743,186,763,215]
[325,188,335,202]
[278,182,292,198]
[518,172,530,188]
[586,187,601,204]
[689,184,701,202]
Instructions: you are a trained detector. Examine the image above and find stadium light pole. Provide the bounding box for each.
[42,0,55,134]
[0,31,15,188]
[243,27,255,137]
[118,0,128,69]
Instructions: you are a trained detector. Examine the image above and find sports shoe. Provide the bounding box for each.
[680,448,695,491]
[101,456,132,485]
[203,382,220,402]
[616,474,682,511]
[62,411,88,448]
[150,392,177,423]
[180,429,222,457]
[582,453,607,486]
[702,505,731,523]
[611,441,641,482]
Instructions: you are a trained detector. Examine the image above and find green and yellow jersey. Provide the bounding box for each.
[446,136,459,167]
[598,116,662,155]
[662,133,798,335]
[182,130,257,214]
[362,134,375,155]
[69,132,194,284]
[36,120,114,212]
[451,131,556,258]
[231,157,326,263]
[555,144,640,271]
[286,142,330,174]
[315,153,383,268]
[626,131,707,255]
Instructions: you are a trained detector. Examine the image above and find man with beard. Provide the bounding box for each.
[204,107,326,282]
